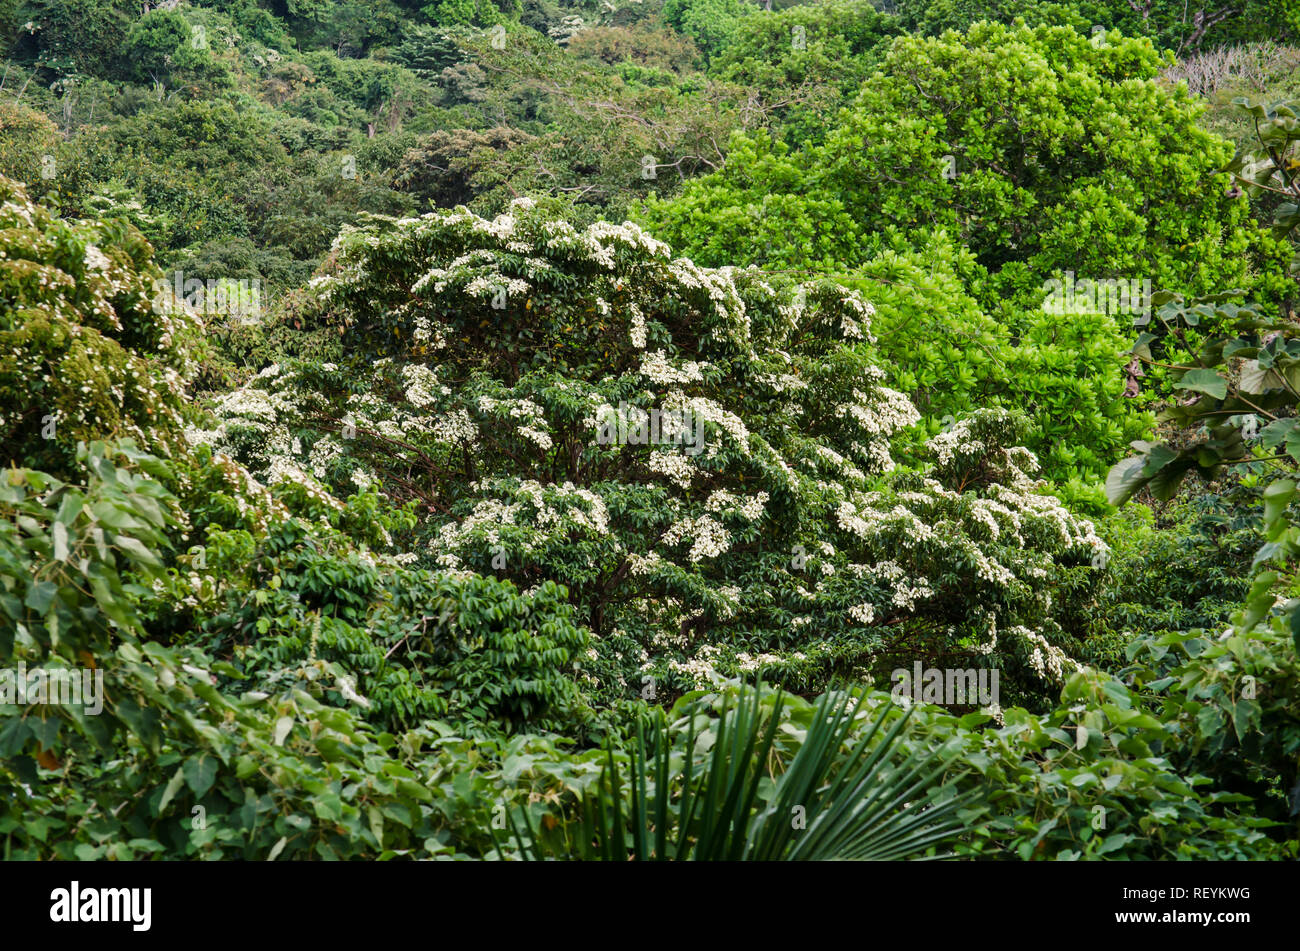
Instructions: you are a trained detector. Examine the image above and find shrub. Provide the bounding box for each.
[0,175,201,479]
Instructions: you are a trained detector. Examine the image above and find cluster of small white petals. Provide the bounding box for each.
[926,418,984,467]
[734,651,783,671]
[848,602,876,624]
[661,514,731,562]
[1009,626,1076,683]
[675,396,749,453]
[648,450,695,489]
[668,644,723,688]
[704,489,768,521]
[628,302,648,349]
[627,551,664,576]
[431,409,478,446]
[639,350,705,384]
[402,364,444,408]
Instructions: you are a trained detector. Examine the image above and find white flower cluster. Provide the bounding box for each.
[639,350,705,385]
[628,302,648,349]
[848,602,876,624]
[431,408,478,447]
[753,370,809,394]
[926,418,984,468]
[435,480,613,560]
[704,489,768,521]
[648,450,695,489]
[402,364,447,408]
[837,291,875,340]
[472,212,518,240]
[205,451,293,533]
[661,513,731,562]
[1007,626,1076,683]
[835,385,920,472]
[835,501,936,548]
[667,259,751,340]
[308,436,343,480]
[479,396,553,450]
[677,396,750,454]
[735,651,783,672]
[813,444,866,481]
[540,218,672,271]
[627,551,664,576]
[668,644,724,688]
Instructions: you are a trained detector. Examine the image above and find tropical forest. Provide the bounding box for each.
[2,0,1300,865]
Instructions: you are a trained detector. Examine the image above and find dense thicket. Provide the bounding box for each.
[2,0,1299,860]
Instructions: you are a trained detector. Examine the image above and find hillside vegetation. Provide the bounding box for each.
[2,0,1300,860]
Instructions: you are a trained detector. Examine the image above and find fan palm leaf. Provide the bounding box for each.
[496,685,978,861]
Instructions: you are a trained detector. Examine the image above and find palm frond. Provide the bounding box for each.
[496,685,978,861]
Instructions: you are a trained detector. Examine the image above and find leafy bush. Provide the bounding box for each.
[1088,489,1258,669]
[894,0,1300,49]
[647,21,1252,306]
[0,175,201,479]
[186,513,592,732]
[707,0,899,145]
[662,0,752,61]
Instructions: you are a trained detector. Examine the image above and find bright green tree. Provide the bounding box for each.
[642,21,1255,480]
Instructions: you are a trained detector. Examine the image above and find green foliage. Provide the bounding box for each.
[567,18,702,75]
[0,440,175,660]
[123,9,223,87]
[662,0,752,60]
[894,0,1089,37]
[643,21,1257,480]
[1091,490,1257,666]
[649,21,1250,304]
[1125,619,1300,836]
[501,685,976,860]
[3,0,1299,864]
[1094,96,1300,849]
[0,101,63,195]
[13,0,132,76]
[708,0,900,144]
[894,0,1300,49]
[503,673,1293,860]
[0,439,590,861]
[421,0,513,28]
[188,515,592,732]
[856,231,1152,481]
[0,175,200,479]
[955,666,1290,859]
[426,22,742,221]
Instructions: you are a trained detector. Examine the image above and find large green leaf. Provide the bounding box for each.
[1174,368,1227,400]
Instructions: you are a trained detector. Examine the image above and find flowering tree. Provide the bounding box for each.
[0,176,201,480]
[195,201,1107,708]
